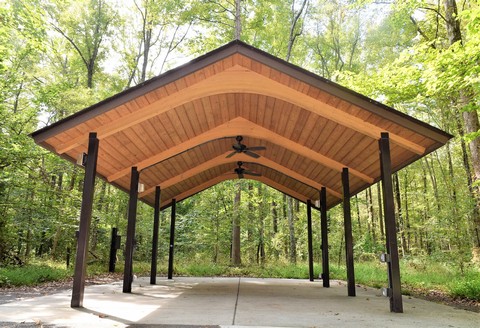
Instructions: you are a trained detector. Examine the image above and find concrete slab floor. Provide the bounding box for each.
[0,277,478,327]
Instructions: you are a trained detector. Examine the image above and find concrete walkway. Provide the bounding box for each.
[0,277,478,327]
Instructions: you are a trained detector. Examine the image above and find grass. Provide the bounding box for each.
[0,261,70,287]
[2,258,479,302]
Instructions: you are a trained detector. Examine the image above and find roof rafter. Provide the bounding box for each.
[159,172,315,208]
[55,66,425,156]
[140,152,343,199]
[107,117,375,184]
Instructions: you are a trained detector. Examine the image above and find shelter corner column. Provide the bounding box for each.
[379,132,403,313]
[150,186,161,285]
[307,200,314,282]
[320,187,330,287]
[71,132,99,308]
[123,167,139,293]
[168,198,177,280]
[342,168,355,296]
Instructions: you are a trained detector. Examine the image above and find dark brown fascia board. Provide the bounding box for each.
[31,39,452,145]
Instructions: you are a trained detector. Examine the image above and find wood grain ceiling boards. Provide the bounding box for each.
[31,40,452,210]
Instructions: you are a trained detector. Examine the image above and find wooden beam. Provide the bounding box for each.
[56,66,425,155]
[108,117,374,184]
[139,152,342,199]
[160,172,312,208]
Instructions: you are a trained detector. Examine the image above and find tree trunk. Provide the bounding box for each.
[272,201,278,234]
[366,187,376,244]
[271,200,279,259]
[286,196,297,264]
[393,173,407,256]
[232,181,242,266]
[354,194,362,234]
[421,163,431,254]
[376,183,385,240]
[444,0,480,247]
[402,171,411,253]
[140,3,152,83]
[247,183,254,263]
[286,0,308,61]
[234,0,242,40]
[257,185,265,265]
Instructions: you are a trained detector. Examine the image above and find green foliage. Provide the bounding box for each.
[0,262,70,287]
[450,272,480,301]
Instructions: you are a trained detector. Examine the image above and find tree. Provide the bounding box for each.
[47,0,116,89]
[120,0,192,86]
[232,180,242,266]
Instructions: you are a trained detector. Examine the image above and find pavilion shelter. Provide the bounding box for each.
[31,40,452,313]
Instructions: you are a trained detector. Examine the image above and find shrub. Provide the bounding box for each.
[449,273,480,301]
[0,263,70,287]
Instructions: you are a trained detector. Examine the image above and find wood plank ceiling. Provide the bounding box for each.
[31,40,452,210]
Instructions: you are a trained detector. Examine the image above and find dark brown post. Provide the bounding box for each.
[71,132,99,308]
[379,132,403,313]
[109,227,118,273]
[320,187,330,287]
[150,186,161,284]
[168,198,176,280]
[342,168,356,297]
[123,167,139,293]
[307,200,314,282]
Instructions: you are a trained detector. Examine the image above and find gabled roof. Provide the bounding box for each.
[31,40,452,209]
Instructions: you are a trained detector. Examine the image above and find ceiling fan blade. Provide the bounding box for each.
[246,146,266,151]
[226,151,237,158]
[244,170,261,176]
[245,150,260,158]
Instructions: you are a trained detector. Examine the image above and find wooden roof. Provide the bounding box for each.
[31,40,451,210]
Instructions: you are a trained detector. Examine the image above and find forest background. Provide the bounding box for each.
[1,0,480,301]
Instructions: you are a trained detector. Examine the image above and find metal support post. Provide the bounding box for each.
[109,227,118,273]
[71,132,99,308]
[307,200,314,282]
[379,132,403,313]
[320,187,330,287]
[123,167,139,293]
[168,199,177,280]
[150,186,161,284]
[342,168,356,296]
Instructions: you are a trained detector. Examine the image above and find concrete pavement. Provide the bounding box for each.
[0,277,478,327]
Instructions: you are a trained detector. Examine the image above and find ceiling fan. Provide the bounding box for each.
[234,161,261,179]
[226,136,266,159]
